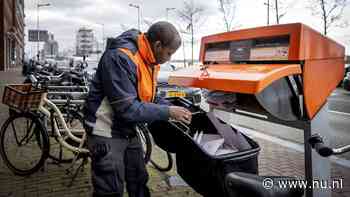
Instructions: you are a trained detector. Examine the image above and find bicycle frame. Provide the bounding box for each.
[36,85,170,172]
[39,95,89,154]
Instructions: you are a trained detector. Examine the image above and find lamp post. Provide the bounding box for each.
[275,0,279,24]
[129,3,140,30]
[36,2,50,61]
[166,7,176,21]
[96,23,105,51]
[264,0,270,25]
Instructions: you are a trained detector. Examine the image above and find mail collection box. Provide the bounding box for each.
[162,23,345,197]
[168,23,345,120]
[149,98,260,197]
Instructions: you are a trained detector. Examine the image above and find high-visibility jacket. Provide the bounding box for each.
[118,33,160,102]
[84,29,169,138]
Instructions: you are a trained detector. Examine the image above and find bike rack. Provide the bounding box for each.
[50,99,85,105]
[168,23,346,197]
[47,85,88,90]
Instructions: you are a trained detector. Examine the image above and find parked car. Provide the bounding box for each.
[341,64,350,90]
[343,64,350,91]
[157,63,202,105]
[337,64,349,88]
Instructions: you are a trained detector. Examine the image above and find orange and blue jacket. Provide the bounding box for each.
[84,29,170,138]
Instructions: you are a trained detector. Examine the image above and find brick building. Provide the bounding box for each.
[0,0,25,71]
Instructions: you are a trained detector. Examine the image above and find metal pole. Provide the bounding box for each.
[275,0,279,24]
[37,2,40,61]
[191,14,194,66]
[305,103,332,197]
[129,4,141,30]
[95,23,104,51]
[96,37,99,53]
[138,7,140,30]
[267,0,270,25]
[182,36,186,67]
[36,2,50,61]
[101,23,105,50]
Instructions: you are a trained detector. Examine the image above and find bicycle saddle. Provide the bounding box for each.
[225,172,304,197]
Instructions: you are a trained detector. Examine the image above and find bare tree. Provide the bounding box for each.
[218,0,237,31]
[274,0,295,24]
[307,0,349,35]
[177,0,205,65]
[274,0,286,24]
[275,0,280,24]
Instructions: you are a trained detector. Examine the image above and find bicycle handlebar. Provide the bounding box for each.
[308,134,350,157]
[29,74,38,84]
[28,74,49,90]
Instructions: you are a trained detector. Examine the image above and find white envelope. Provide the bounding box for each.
[202,138,225,155]
[215,148,237,155]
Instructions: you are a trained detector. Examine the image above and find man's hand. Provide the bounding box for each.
[169,106,192,125]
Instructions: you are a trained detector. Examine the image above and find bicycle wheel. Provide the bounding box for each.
[137,125,173,171]
[149,141,174,172]
[0,112,49,176]
[137,125,152,164]
[48,110,85,163]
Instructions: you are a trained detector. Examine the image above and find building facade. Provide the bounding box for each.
[76,27,94,56]
[0,0,25,71]
[43,33,59,59]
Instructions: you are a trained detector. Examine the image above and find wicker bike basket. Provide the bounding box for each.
[2,84,47,111]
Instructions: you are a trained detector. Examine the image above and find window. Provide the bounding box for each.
[11,40,17,65]
[16,0,25,19]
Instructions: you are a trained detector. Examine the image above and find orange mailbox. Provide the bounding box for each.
[169,23,346,197]
[169,23,345,119]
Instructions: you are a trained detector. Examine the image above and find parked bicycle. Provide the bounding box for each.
[24,61,91,88]
[0,83,174,178]
[0,82,88,176]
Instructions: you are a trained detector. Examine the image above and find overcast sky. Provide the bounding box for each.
[24,0,350,60]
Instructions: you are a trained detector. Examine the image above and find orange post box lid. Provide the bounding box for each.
[169,64,302,94]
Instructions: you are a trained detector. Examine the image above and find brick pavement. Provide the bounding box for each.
[0,70,349,197]
[257,136,350,197]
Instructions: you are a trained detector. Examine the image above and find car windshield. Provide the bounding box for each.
[160,64,175,72]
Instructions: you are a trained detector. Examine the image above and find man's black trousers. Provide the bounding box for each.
[87,134,150,197]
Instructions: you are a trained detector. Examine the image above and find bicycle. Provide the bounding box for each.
[0,83,173,178]
[47,98,86,164]
[0,83,88,177]
[23,75,89,164]
[29,70,174,172]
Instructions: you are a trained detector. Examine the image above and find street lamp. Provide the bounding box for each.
[264,0,271,25]
[96,23,105,51]
[129,3,140,30]
[166,7,176,21]
[37,2,50,61]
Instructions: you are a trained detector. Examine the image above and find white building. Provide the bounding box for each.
[43,33,59,59]
[76,27,94,56]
